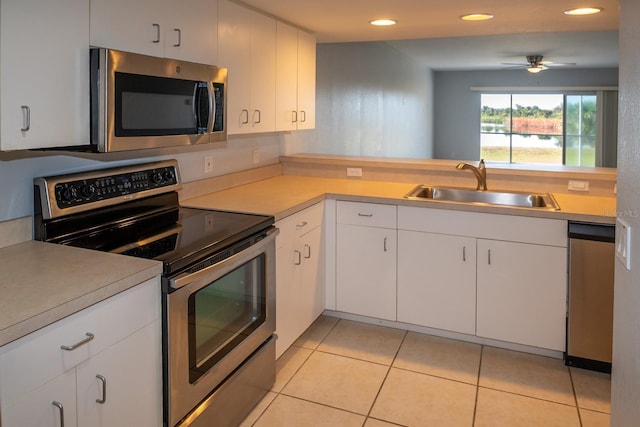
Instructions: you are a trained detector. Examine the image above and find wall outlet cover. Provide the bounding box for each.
[204,156,214,173]
[568,180,590,192]
[616,218,632,271]
[346,167,363,177]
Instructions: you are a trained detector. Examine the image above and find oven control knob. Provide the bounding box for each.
[80,184,95,199]
[152,173,163,184]
[59,186,78,203]
[163,170,175,183]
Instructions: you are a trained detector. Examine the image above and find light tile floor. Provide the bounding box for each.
[241,316,611,427]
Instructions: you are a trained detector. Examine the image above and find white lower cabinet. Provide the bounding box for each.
[275,202,325,358]
[336,202,397,321]
[476,239,567,350]
[0,277,162,427]
[397,230,476,335]
[395,206,568,352]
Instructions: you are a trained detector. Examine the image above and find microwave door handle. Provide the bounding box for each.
[208,82,215,134]
[194,83,211,134]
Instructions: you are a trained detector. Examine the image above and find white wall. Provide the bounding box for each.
[432,68,619,161]
[0,134,282,222]
[611,0,640,425]
[283,42,433,158]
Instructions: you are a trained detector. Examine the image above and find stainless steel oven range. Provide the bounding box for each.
[33,160,277,427]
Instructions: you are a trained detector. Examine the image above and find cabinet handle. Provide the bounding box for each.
[357,213,373,217]
[152,23,161,43]
[463,246,466,262]
[294,250,302,265]
[292,110,298,123]
[488,249,491,265]
[384,237,388,252]
[300,110,306,123]
[96,374,107,404]
[254,109,261,124]
[21,105,30,132]
[60,332,95,351]
[173,28,181,47]
[241,109,249,125]
[52,401,65,427]
[296,221,308,229]
[304,244,311,259]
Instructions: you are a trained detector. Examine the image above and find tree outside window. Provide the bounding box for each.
[480,93,597,166]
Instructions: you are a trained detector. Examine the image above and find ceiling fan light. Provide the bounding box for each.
[564,7,603,16]
[527,66,543,74]
[461,13,494,21]
[370,19,397,26]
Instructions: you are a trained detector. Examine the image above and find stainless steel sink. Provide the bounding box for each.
[404,185,560,210]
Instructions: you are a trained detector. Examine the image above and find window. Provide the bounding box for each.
[480,93,597,166]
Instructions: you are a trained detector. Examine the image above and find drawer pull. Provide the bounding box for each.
[96,374,107,404]
[357,213,373,217]
[61,332,95,351]
[296,221,308,229]
[52,401,65,427]
[304,244,311,259]
[173,28,181,47]
[488,249,492,265]
[294,250,302,265]
[384,237,388,252]
[463,246,466,262]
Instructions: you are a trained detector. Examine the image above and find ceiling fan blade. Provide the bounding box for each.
[542,61,577,67]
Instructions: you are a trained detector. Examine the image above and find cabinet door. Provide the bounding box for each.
[1,370,77,427]
[275,21,299,131]
[296,29,316,130]
[275,239,298,358]
[165,0,218,64]
[336,224,396,321]
[397,231,477,335]
[76,322,162,427]
[299,226,325,326]
[476,239,567,351]
[218,0,253,134]
[1,0,89,150]
[249,11,276,133]
[90,0,166,58]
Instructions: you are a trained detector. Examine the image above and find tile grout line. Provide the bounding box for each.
[472,345,485,426]
[568,367,584,427]
[361,328,410,425]
[249,317,342,426]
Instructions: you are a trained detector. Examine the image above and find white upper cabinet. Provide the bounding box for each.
[0,0,90,151]
[275,22,316,131]
[90,0,218,65]
[218,0,276,134]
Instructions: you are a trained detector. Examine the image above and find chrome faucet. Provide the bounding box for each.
[456,159,487,191]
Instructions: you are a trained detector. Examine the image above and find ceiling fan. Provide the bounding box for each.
[502,55,577,73]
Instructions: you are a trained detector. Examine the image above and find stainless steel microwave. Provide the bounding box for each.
[90,48,227,152]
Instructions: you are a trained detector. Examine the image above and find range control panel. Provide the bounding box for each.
[54,164,178,208]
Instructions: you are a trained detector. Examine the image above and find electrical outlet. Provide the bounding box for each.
[204,156,213,173]
[346,167,363,177]
[568,180,590,192]
[616,218,632,271]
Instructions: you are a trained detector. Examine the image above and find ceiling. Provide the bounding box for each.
[236,0,620,70]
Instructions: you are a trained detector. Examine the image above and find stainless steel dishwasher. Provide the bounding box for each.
[566,221,615,373]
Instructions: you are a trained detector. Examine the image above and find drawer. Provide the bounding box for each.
[398,206,567,247]
[0,277,160,402]
[337,201,396,229]
[276,202,324,247]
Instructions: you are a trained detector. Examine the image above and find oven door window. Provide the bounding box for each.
[114,72,210,136]
[188,254,266,383]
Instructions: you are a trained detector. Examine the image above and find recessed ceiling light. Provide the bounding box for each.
[564,7,603,16]
[461,13,494,21]
[370,19,397,26]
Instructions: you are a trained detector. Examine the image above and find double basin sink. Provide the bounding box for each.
[404,185,560,211]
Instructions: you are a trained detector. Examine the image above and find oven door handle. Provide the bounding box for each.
[168,227,278,291]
